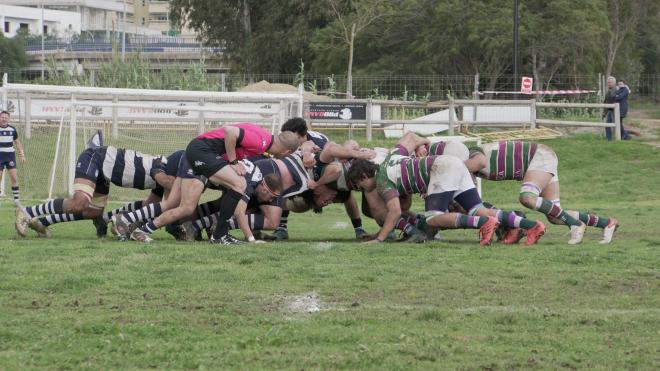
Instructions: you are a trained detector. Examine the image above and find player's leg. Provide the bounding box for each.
[543,181,618,244]
[208,166,248,243]
[425,156,499,245]
[477,201,546,246]
[131,178,204,242]
[114,178,182,239]
[343,192,367,239]
[520,172,585,244]
[7,167,20,207]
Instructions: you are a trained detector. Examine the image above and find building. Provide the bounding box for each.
[0,4,81,38]
[133,0,195,37]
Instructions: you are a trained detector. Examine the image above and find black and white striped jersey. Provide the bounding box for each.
[100,146,162,189]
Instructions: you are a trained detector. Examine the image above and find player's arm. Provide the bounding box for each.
[14,138,26,163]
[224,126,246,175]
[365,195,401,244]
[300,140,320,168]
[319,142,375,163]
[308,162,342,189]
[397,132,430,155]
[234,199,261,243]
[150,157,175,190]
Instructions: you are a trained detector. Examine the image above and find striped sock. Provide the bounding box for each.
[577,212,610,229]
[11,186,19,204]
[534,198,580,227]
[103,200,144,222]
[39,213,85,227]
[140,221,158,234]
[124,203,162,224]
[278,210,289,229]
[194,214,217,232]
[455,215,489,228]
[24,199,65,218]
[228,214,265,230]
[495,209,536,229]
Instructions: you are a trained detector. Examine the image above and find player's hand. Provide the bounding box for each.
[19,154,27,164]
[231,162,246,176]
[360,149,376,160]
[307,179,318,190]
[149,157,166,178]
[303,152,316,168]
[415,146,428,157]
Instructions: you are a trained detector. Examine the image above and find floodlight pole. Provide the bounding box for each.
[513,0,520,91]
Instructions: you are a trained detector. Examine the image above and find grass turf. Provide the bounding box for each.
[1,135,659,370]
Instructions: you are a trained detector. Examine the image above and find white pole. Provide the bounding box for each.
[48,110,67,200]
[121,0,127,62]
[41,1,45,80]
[68,96,77,196]
[297,83,304,117]
[1,73,7,110]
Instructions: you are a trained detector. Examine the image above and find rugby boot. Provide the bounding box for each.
[479,216,500,246]
[15,207,30,237]
[523,221,546,246]
[92,216,108,238]
[599,218,618,244]
[568,222,587,245]
[29,218,52,238]
[130,229,153,243]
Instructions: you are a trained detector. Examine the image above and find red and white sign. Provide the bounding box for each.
[521,76,533,94]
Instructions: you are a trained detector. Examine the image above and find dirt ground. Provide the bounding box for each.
[626,105,660,147]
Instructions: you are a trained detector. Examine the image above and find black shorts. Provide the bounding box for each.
[75,148,110,195]
[0,152,17,169]
[185,138,229,178]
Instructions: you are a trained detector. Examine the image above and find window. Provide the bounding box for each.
[43,25,48,35]
[141,17,145,25]
[3,22,9,33]
[19,23,28,32]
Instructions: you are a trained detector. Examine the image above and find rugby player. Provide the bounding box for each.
[0,110,26,207]
[465,141,618,244]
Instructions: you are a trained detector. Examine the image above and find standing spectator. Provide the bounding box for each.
[603,77,618,140]
[0,110,26,207]
[618,80,641,138]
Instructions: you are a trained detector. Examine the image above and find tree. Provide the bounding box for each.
[170,0,331,75]
[604,0,645,78]
[0,33,27,74]
[316,0,389,97]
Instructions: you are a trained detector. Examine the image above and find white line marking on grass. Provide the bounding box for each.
[331,222,348,229]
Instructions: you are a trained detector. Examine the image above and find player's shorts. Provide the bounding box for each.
[427,155,476,196]
[74,148,110,197]
[185,138,229,178]
[0,152,17,169]
[527,144,559,183]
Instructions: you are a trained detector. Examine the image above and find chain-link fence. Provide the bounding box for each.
[3,69,659,100]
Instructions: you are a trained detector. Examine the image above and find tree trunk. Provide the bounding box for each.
[242,0,253,81]
[346,23,356,98]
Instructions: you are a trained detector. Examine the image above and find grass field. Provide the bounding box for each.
[1,135,660,370]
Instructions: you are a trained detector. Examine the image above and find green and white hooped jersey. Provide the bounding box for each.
[478,141,538,181]
[376,145,436,200]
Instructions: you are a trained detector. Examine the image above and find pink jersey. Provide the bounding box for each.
[196,123,273,160]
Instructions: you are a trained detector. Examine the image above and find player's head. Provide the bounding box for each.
[269,131,300,158]
[0,111,9,126]
[281,117,309,143]
[465,146,486,174]
[607,76,616,88]
[255,173,282,202]
[346,159,378,192]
